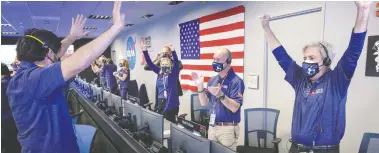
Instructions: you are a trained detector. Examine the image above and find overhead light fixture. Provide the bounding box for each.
[142,14,154,19]
[168,1,183,5]
[88,15,112,20]
[2,32,19,35]
[125,24,134,27]
[1,24,12,27]
[83,27,98,30]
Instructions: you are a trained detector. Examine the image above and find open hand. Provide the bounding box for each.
[208,84,222,97]
[355,1,373,10]
[70,14,90,39]
[258,14,270,28]
[112,1,126,31]
[191,72,204,86]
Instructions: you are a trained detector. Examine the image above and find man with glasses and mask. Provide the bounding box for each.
[259,1,372,153]
[6,2,126,152]
[191,48,245,151]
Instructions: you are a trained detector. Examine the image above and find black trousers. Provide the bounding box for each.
[289,143,339,153]
[156,98,179,123]
[1,118,21,153]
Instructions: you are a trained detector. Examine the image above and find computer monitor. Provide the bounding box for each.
[112,94,123,116]
[141,108,164,144]
[170,124,210,153]
[123,99,142,128]
[191,94,211,127]
[210,141,235,153]
[103,90,113,106]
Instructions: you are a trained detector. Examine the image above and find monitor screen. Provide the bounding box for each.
[141,109,164,144]
[170,124,210,153]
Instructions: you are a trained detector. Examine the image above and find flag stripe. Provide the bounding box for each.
[200,44,244,54]
[182,65,243,72]
[200,36,244,48]
[200,29,244,42]
[200,21,244,36]
[199,52,244,60]
[180,70,243,79]
[181,59,243,66]
[200,13,244,31]
[199,5,245,24]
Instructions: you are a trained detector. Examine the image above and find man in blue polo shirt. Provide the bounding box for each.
[6,2,126,152]
[191,48,245,151]
[104,58,118,94]
[259,1,373,153]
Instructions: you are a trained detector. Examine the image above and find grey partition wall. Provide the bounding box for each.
[170,124,210,153]
[90,84,102,100]
[112,95,123,116]
[123,99,142,128]
[210,141,235,153]
[141,108,164,144]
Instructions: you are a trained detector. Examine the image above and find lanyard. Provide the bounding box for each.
[212,72,229,113]
[162,74,168,91]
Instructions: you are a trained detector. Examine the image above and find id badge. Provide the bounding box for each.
[164,91,167,98]
[209,113,216,127]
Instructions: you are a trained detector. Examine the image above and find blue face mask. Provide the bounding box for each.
[302,62,319,78]
[212,62,225,72]
[161,66,169,73]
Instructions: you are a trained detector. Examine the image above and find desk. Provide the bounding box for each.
[69,85,149,153]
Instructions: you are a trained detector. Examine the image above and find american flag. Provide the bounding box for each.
[179,6,245,92]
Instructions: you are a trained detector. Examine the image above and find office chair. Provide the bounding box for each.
[138,84,153,110]
[358,132,379,153]
[190,94,210,127]
[70,110,84,124]
[127,80,139,99]
[74,124,97,153]
[237,108,281,153]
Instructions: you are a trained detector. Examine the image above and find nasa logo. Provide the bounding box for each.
[126,36,136,70]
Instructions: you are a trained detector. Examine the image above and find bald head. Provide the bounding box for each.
[213,48,232,64]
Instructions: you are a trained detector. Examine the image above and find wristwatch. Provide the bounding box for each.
[218,92,226,100]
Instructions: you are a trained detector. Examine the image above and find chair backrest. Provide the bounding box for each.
[138,84,149,106]
[190,94,211,125]
[359,133,379,153]
[128,80,139,98]
[244,108,280,150]
[74,124,97,153]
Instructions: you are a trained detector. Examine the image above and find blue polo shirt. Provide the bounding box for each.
[119,69,130,89]
[104,64,117,90]
[272,30,367,146]
[6,61,79,153]
[2,75,12,120]
[206,68,245,123]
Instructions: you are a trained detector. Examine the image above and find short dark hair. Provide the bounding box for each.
[1,63,10,76]
[16,28,61,62]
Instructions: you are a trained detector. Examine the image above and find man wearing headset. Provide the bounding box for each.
[6,2,125,152]
[259,1,372,153]
[191,48,245,151]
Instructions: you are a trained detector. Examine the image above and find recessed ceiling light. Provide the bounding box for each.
[1,24,12,27]
[168,1,183,5]
[142,14,154,19]
[88,15,112,20]
[2,32,19,35]
[125,24,134,27]
[83,27,98,30]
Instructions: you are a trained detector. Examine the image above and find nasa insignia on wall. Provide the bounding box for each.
[126,36,137,70]
[365,35,379,77]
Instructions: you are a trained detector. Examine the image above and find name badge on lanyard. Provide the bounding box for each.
[163,75,168,98]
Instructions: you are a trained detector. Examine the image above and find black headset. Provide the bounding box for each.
[319,43,331,66]
[24,35,59,60]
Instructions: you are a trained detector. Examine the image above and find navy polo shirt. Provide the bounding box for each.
[99,65,106,77]
[119,69,130,89]
[104,64,117,90]
[1,75,12,120]
[272,30,367,146]
[206,68,245,123]
[6,61,79,153]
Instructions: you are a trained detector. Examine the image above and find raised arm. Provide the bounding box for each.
[169,45,179,74]
[144,54,161,71]
[259,14,295,73]
[337,1,372,79]
[61,1,125,81]
[191,72,209,106]
[57,15,91,58]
